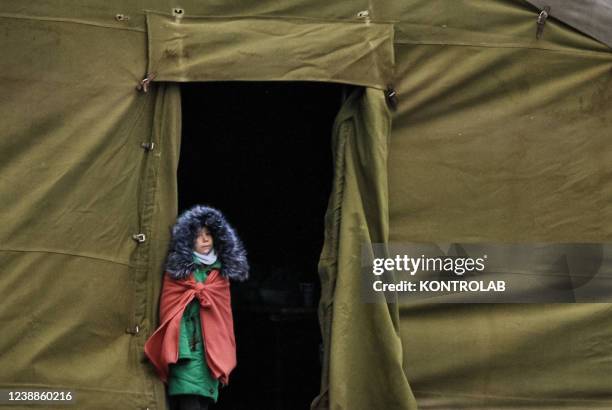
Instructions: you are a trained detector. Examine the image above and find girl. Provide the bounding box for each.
[145,205,249,410]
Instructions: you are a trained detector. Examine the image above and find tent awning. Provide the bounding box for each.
[146,12,395,89]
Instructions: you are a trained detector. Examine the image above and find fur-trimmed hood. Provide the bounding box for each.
[165,205,249,281]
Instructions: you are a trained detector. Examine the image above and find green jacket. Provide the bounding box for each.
[167,261,221,401]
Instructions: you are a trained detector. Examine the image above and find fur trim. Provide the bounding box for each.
[165,205,249,281]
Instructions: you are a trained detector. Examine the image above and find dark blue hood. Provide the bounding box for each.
[165,205,249,281]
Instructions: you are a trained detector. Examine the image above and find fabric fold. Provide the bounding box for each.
[144,269,236,385]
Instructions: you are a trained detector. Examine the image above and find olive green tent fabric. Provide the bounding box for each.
[3,1,612,409]
[387,1,612,408]
[315,88,417,410]
[146,12,394,89]
[0,6,401,410]
[0,14,181,408]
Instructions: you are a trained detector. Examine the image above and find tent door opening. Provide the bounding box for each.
[177,81,345,410]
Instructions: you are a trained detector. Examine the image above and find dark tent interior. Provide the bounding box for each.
[177,82,344,409]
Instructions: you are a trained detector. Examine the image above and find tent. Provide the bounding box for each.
[1,1,612,409]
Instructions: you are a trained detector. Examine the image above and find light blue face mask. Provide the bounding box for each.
[193,249,217,265]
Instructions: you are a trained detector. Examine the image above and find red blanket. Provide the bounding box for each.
[144,269,236,385]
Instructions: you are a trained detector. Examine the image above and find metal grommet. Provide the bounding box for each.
[136,73,156,93]
[385,86,398,111]
[141,142,155,151]
[536,6,551,39]
[173,7,184,17]
[115,14,130,22]
[132,233,146,243]
[357,10,370,18]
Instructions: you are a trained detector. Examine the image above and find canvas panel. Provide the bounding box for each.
[146,12,394,90]
[0,15,181,410]
[398,303,612,409]
[389,44,612,243]
[388,4,612,408]
[0,251,151,409]
[0,15,149,264]
[0,1,375,30]
[2,0,612,50]
[380,0,611,53]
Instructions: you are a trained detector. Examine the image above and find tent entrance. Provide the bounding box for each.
[177,81,344,409]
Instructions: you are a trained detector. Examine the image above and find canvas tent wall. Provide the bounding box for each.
[1,1,612,409]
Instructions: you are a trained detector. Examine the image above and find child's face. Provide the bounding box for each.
[195,227,214,254]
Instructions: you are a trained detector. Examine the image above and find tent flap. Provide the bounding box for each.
[315,88,417,410]
[146,12,395,89]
